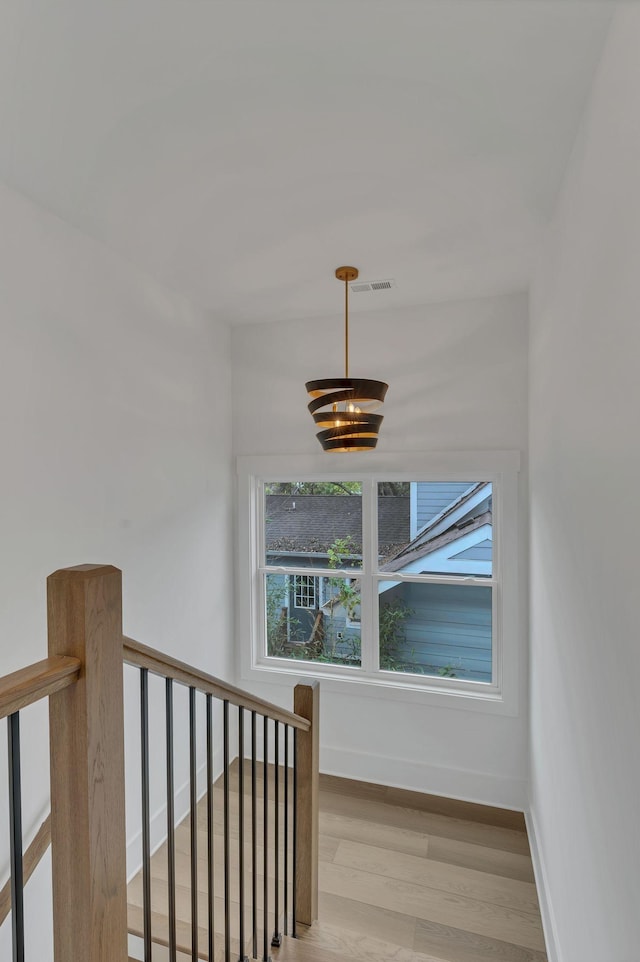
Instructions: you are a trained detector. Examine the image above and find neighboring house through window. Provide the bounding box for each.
[237,453,520,712]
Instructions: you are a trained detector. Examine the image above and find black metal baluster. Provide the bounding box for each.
[292,727,298,939]
[251,710,258,961]
[8,712,24,962]
[238,706,248,961]
[263,715,269,962]
[271,720,281,948]
[166,678,177,962]
[223,699,230,962]
[140,669,152,962]
[284,723,289,936]
[206,694,215,962]
[189,686,198,962]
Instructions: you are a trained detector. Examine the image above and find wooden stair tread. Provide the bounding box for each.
[129,951,192,962]
[127,902,250,962]
[128,773,546,961]
[293,922,449,962]
[273,926,448,962]
[272,933,348,962]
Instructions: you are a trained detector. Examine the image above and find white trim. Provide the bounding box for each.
[236,451,521,716]
[237,450,521,478]
[409,481,418,539]
[263,564,361,578]
[376,571,495,587]
[525,809,561,962]
[240,655,516,713]
[361,476,375,672]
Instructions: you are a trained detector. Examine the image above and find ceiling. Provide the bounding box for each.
[0,1,614,323]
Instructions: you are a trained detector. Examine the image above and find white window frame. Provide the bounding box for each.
[236,451,521,716]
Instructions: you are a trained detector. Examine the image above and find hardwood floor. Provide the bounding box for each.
[128,770,547,962]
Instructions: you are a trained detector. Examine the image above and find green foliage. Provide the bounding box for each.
[265,482,361,496]
[327,535,355,569]
[277,642,361,668]
[379,598,414,671]
[334,580,360,620]
[437,664,458,678]
[269,574,464,679]
[377,481,410,497]
[326,537,360,617]
[324,536,361,656]
[265,480,409,497]
[265,577,300,656]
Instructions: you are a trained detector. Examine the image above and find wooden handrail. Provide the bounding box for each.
[123,636,310,732]
[0,814,51,927]
[0,656,81,720]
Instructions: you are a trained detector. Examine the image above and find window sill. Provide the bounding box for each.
[243,657,518,716]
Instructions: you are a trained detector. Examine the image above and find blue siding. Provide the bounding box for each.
[380,582,492,682]
[451,538,493,562]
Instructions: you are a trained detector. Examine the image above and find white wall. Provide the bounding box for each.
[528,9,640,961]
[232,292,529,808]
[0,182,233,959]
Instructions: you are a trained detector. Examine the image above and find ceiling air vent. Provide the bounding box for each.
[349,278,396,294]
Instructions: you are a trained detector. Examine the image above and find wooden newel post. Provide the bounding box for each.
[293,680,320,927]
[47,565,128,962]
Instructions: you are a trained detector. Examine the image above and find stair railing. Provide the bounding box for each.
[0,563,319,962]
[123,636,318,962]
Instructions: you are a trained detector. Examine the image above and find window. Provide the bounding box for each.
[293,575,317,609]
[238,453,520,711]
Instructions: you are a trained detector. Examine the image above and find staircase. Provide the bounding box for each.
[1,563,547,962]
[128,765,547,962]
[0,564,318,962]
[125,761,449,962]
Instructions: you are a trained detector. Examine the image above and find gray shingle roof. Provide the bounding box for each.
[265,495,410,556]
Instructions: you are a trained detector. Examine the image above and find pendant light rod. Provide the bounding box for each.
[345,274,349,379]
[335,266,358,379]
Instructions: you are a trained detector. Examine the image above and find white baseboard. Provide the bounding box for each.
[321,744,527,810]
[128,933,144,960]
[525,808,562,962]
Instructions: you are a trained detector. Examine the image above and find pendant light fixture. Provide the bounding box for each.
[305,267,388,452]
